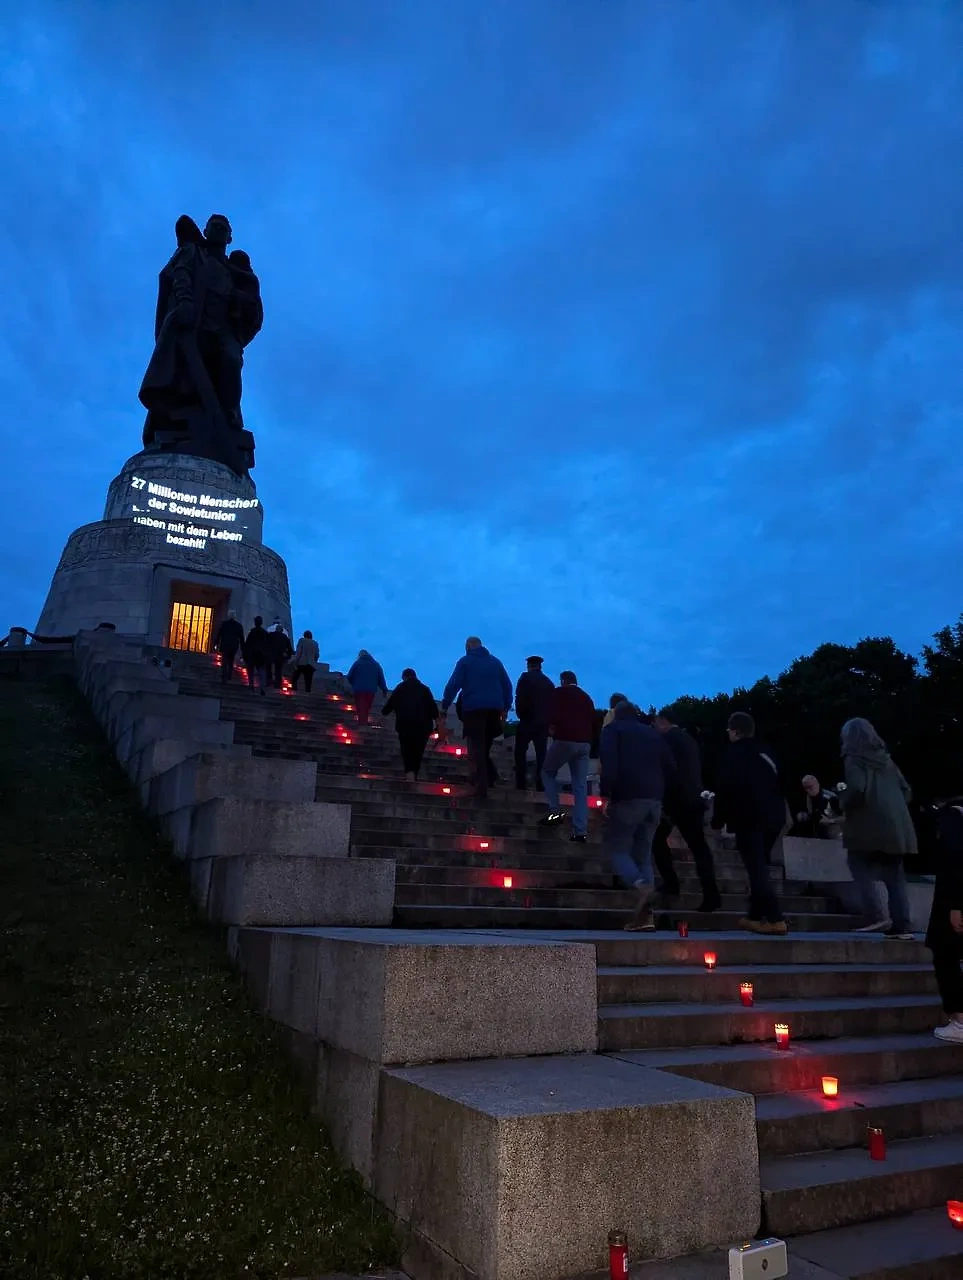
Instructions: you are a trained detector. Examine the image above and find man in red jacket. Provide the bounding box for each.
[539,670,597,842]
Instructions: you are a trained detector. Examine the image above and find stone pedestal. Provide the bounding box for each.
[36,451,291,642]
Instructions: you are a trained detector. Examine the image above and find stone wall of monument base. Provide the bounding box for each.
[36,519,291,641]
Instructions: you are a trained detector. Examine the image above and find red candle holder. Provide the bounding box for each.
[739,982,754,1007]
[774,1023,790,1049]
[442,786,451,794]
[502,874,513,889]
[868,1127,886,1160]
[677,921,689,938]
[821,1076,839,1098]
[607,1230,628,1280]
[948,1200,963,1229]
[704,951,717,970]
[479,841,490,850]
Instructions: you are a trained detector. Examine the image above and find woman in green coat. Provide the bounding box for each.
[839,717,916,939]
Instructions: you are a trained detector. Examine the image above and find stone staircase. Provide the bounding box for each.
[172,653,857,933]
[71,636,963,1278]
[600,930,963,1276]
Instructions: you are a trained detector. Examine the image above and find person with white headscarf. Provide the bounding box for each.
[839,717,916,939]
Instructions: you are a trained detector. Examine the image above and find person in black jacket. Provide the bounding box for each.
[513,655,554,790]
[927,800,963,1043]
[712,711,789,934]
[267,621,294,689]
[243,616,271,695]
[652,711,721,913]
[382,668,440,781]
[214,610,245,682]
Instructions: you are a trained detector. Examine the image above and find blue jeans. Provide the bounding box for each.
[543,741,591,835]
[606,797,662,888]
[848,850,911,931]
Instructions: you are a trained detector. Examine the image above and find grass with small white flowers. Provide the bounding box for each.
[0,676,399,1279]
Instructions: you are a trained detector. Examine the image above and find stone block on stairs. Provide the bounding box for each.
[110,690,221,746]
[197,795,350,859]
[149,752,317,854]
[116,711,237,768]
[206,854,395,927]
[186,797,352,905]
[374,1054,761,1280]
[130,738,250,804]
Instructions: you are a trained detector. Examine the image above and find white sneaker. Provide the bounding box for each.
[934,1021,963,1044]
[854,919,892,933]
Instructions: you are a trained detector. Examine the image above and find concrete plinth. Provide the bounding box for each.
[36,451,291,641]
[205,855,396,927]
[376,1054,760,1280]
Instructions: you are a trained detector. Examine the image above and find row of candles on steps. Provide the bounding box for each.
[695,943,963,1182]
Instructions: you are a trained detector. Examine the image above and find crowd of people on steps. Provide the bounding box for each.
[207,623,963,1046]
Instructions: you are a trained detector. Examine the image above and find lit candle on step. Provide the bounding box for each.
[442,786,451,795]
[821,1076,839,1098]
[948,1201,963,1229]
[455,748,463,756]
[703,951,717,970]
[774,1023,790,1049]
[502,875,513,889]
[739,982,754,1007]
[479,841,490,850]
[868,1127,886,1160]
[677,921,688,938]
[294,713,309,722]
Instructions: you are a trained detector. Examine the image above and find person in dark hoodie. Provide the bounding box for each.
[514,655,554,790]
[712,711,789,934]
[214,610,244,682]
[243,616,270,695]
[838,717,915,939]
[927,799,963,1043]
[599,700,676,930]
[651,710,721,913]
[382,668,440,781]
[441,636,513,799]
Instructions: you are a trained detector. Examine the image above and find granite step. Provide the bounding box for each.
[597,993,943,1052]
[393,904,861,934]
[787,1206,963,1278]
[754,1075,963,1157]
[396,885,836,916]
[597,962,935,1006]
[584,932,928,967]
[610,1031,963,1094]
[760,1131,963,1236]
[385,853,798,893]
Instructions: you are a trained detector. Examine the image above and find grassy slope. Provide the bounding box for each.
[0,677,399,1279]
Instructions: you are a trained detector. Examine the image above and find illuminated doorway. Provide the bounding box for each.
[167,601,214,653]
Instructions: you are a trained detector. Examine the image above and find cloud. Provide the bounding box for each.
[2,1,963,705]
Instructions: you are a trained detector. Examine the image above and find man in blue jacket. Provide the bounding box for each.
[441,636,513,799]
[600,700,676,930]
[346,649,388,725]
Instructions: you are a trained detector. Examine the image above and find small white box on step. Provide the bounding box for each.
[728,1237,787,1280]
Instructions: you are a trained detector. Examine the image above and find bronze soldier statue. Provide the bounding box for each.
[139,214,263,477]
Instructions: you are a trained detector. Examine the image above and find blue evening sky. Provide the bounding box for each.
[3,3,962,706]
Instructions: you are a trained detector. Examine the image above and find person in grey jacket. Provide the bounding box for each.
[291,630,320,692]
[840,717,916,939]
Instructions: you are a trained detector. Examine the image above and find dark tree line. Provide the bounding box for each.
[660,615,963,813]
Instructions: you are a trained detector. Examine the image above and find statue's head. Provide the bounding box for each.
[204,214,233,249]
